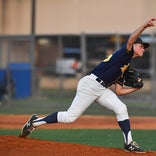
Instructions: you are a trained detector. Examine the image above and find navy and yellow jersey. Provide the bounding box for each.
[90,43,134,87]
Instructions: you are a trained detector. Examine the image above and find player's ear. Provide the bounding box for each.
[133,44,136,50]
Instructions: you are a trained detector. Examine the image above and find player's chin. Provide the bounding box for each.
[138,53,144,57]
[134,53,143,58]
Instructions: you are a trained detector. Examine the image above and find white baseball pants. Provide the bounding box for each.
[58,74,129,123]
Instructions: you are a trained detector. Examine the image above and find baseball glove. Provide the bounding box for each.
[123,67,144,88]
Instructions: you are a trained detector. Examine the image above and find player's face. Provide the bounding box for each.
[133,43,145,58]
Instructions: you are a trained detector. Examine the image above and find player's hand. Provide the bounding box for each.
[144,18,156,28]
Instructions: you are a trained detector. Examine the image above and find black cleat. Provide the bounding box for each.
[124,141,146,153]
[20,114,38,137]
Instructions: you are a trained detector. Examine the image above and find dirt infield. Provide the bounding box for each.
[1,114,156,129]
[0,136,156,156]
[0,115,156,156]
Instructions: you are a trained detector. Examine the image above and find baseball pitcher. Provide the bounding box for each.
[20,18,156,153]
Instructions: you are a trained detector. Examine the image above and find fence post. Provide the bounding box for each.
[80,32,87,76]
[30,0,36,97]
[150,32,156,109]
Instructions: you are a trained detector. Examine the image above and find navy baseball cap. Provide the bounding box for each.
[134,38,150,49]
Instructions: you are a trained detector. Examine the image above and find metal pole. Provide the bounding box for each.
[31,0,36,34]
[30,0,36,96]
[150,32,156,109]
[6,40,12,106]
[58,35,63,58]
[115,33,121,50]
[58,35,64,96]
[80,32,87,76]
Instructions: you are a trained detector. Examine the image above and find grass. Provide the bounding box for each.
[0,96,156,116]
[0,129,156,151]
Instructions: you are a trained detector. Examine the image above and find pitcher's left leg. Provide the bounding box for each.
[96,88,132,144]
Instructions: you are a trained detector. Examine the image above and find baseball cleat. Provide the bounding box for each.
[20,114,38,137]
[124,141,146,153]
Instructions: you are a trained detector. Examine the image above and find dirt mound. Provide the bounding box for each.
[0,136,155,156]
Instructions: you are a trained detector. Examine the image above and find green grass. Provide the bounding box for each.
[0,96,156,116]
[0,129,156,151]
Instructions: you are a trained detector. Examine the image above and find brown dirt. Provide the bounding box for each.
[0,115,156,156]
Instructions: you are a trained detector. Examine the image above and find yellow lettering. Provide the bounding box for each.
[121,64,130,73]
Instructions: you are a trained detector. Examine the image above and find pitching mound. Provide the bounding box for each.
[0,136,155,156]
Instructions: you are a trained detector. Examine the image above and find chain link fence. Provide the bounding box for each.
[0,33,156,110]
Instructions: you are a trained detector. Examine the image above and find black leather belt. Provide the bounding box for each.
[95,77,106,87]
[88,73,107,87]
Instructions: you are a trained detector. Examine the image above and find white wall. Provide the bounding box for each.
[0,0,156,35]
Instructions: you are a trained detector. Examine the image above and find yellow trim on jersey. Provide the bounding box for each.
[103,54,113,62]
[120,64,130,73]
